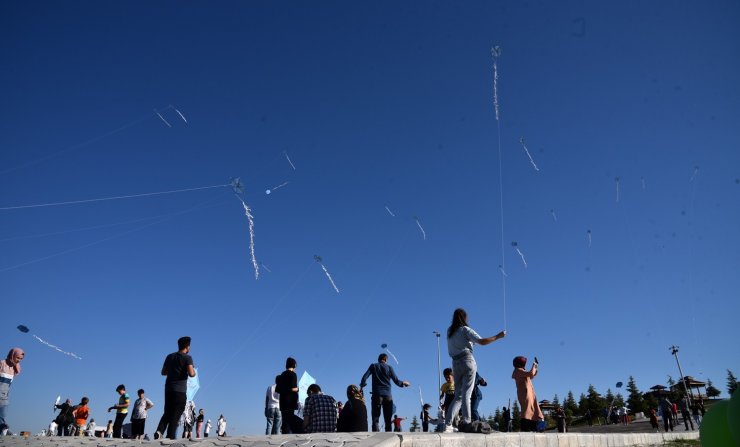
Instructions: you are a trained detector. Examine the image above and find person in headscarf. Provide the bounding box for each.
[0,348,25,435]
[512,356,543,432]
[337,385,368,432]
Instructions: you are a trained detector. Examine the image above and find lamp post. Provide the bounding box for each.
[433,331,442,407]
[670,345,694,401]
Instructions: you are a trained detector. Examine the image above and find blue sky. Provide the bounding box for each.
[2,0,739,435]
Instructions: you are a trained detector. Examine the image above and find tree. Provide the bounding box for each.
[604,388,614,406]
[626,376,646,415]
[666,375,682,401]
[727,369,738,396]
[552,394,560,408]
[614,393,625,408]
[706,379,721,398]
[512,401,521,431]
[410,415,420,432]
[585,385,606,416]
[578,393,588,416]
[564,391,578,417]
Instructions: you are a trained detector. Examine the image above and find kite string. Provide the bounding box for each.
[0,183,229,211]
[495,60,508,333]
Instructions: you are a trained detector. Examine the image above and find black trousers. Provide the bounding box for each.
[156,390,186,439]
[371,395,394,432]
[113,413,127,438]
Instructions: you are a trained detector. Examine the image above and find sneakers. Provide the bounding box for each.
[154,431,162,440]
[443,425,457,433]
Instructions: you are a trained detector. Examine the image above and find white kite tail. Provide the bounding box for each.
[239,199,259,280]
[515,247,528,268]
[385,348,399,364]
[154,110,172,128]
[493,61,500,121]
[319,263,340,293]
[284,152,297,170]
[32,334,82,360]
[519,138,540,171]
[174,108,188,123]
[415,218,427,240]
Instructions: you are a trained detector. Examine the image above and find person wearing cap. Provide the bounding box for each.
[512,356,543,432]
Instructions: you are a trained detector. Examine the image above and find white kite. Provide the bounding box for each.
[284,151,297,171]
[381,343,399,364]
[154,109,172,128]
[511,241,527,268]
[314,255,340,293]
[238,198,259,280]
[491,46,502,121]
[414,216,427,240]
[266,182,289,195]
[518,137,540,172]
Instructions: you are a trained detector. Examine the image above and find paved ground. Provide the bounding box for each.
[564,416,699,434]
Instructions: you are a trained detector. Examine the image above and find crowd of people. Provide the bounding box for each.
[5,308,696,437]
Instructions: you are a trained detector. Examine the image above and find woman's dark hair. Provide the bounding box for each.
[513,356,527,368]
[447,308,468,338]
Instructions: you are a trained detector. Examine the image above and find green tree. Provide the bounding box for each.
[578,393,588,415]
[727,369,738,396]
[564,391,578,417]
[626,376,646,415]
[614,393,625,408]
[706,379,721,398]
[552,394,560,408]
[409,415,420,432]
[666,375,682,401]
[586,385,606,416]
[604,388,614,405]
[512,401,521,431]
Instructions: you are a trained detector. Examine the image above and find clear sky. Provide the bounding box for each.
[1,0,739,436]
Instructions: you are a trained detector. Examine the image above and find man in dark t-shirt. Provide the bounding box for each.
[276,357,299,434]
[154,336,196,440]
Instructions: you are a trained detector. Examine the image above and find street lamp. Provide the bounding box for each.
[670,345,694,401]
[433,331,442,407]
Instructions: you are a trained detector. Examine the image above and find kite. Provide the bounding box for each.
[414,216,427,240]
[187,369,200,401]
[298,371,316,405]
[518,137,540,171]
[491,46,502,121]
[171,105,188,123]
[690,165,699,182]
[511,241,527,268]
[283,151,297,171]
[498,265,508,277]
[17,324,82,359]
[238,198,259,280]
[314,255,340,293]
[230,177,244,195]
[381,343,399,364]
[384,205,396,217]
[53,396,61,410]
[550,209,557,222]
[615,177,620,203]
[154,109,172,128]
[266,182,289,195]
[586,229,592,247]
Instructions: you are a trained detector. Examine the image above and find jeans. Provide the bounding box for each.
[113,413,127,438]
[0,404,7,434]
[371,395,394,432]
[265,407,281,435]
[471,393,482,421]
[156,390,187,439]
[445,354,476,426]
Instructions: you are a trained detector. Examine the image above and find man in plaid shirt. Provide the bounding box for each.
[302,384,338,433]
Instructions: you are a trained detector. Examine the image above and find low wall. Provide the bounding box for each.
[398,432,700,447]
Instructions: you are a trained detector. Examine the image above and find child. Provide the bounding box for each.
[512,356,543,432]
[440,368,455,423]
[73,397,90,437]
[649,408,659,432]
[105,420,113,438]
